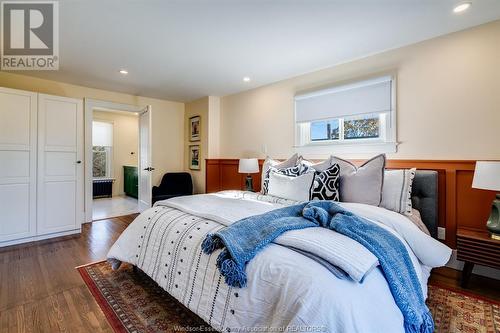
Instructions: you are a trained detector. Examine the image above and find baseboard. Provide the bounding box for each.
[0,228,81,248]
[447,249,500,280]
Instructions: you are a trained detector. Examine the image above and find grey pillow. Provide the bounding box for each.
[331,154,386,206]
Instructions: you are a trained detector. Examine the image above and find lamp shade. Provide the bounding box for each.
[472,161,500,191]
[238,158,259,174]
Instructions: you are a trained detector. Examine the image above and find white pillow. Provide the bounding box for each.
[267,171,315,202]
[381,168,416,215]
[261,154,299,194]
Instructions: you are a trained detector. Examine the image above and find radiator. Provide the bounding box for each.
[93,179,114,198]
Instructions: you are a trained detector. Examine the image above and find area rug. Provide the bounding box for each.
[427,284,500,333]
[77,261,211,333]
[78,261,500,333]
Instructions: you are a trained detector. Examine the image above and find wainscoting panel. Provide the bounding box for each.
[456,170,496,231]
[206,159,497,248]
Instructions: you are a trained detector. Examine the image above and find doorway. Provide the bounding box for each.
[84,99,152,222]
[91,109,139,220]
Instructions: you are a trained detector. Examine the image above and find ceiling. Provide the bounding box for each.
[16,0,500,102]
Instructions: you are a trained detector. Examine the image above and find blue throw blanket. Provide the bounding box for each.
[202,201,433,333]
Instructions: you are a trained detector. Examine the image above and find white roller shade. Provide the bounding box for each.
[92,121,113,146]
[295,76,392,123]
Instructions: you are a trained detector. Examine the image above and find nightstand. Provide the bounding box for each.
[456,228,500,288]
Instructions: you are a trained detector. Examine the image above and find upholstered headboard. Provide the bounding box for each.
[411,170,438,238]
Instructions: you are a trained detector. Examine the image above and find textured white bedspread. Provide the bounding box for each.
[107,191,451,333]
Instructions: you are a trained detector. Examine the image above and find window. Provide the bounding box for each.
[344,114,380,140]
[92,121,113,178]
[311,119,340,141]
[93,146,112,177]
[295,76,396,154]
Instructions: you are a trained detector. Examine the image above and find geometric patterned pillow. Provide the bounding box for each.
[310,163,340,201]
[262,164,311,194]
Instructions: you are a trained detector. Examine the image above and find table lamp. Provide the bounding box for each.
[472,161,500,239]
[238,158,259,192]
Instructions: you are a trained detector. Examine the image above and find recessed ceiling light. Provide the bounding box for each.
[119,69,129,75]
[243,77,251,82]
[453,2,471,13]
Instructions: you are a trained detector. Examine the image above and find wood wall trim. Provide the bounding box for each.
[206,159,497,248]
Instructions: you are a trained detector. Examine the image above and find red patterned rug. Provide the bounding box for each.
[77,261,211,333]
[426,284,500,333]
[78,261,500,333]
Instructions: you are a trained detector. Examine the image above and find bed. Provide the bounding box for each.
[107,170,451,333]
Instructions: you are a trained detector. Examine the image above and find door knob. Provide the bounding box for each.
[76,160,82,164]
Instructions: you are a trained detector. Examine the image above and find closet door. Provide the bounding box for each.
[37,94,84,236]
[0,88,37,243]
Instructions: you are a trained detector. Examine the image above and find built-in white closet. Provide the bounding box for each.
[0,87,84,247]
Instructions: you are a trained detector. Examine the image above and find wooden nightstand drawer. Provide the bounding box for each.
[457,234,500,268]
[456,228,500,287]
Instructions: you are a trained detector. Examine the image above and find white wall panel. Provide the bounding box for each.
[0,92,31,147]
[45,152,77,177]
[0,184,30,237]
[43,182,76,230]
[44,99,77,148]
[0,87,37,243]
[0,151,30,180]
[37,94,83,236]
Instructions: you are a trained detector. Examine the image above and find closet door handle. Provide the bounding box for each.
[76,160,82,164]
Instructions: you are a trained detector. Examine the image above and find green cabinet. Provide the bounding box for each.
[123,166,138,198]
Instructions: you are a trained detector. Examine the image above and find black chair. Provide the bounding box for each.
[152,172,193,204]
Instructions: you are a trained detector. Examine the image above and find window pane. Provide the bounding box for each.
[344,115,379,140]
[310,119,340,141]
[93,146,107,177]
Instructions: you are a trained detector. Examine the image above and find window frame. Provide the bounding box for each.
[92,119,114,179]
[294,75,397,155]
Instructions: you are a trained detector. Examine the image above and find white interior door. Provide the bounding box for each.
[37,94,84,236]
[0,88,37,243]
[138,106,152,211]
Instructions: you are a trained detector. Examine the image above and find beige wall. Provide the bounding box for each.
[220,20,500,160]
[183,96,222,193]
[93,110,138,196]
[0,72,185,186]
[207,96,221,158]
[184,97,209,193]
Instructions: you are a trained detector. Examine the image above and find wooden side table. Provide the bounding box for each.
[456,228,500,287]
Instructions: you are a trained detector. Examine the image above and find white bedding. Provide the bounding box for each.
[107,191,451,333]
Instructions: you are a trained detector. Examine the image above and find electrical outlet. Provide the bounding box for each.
[438,227,446,240]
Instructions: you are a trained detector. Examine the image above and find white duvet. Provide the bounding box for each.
[107,191,451,333]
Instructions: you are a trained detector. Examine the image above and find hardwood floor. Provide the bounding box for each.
[430,266,500,301]
[0,214,137,333]
[0,213,499,332]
